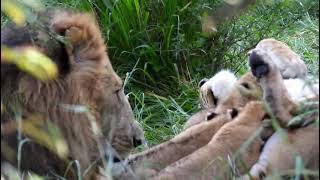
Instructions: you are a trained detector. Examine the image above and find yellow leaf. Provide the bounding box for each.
[1,0,26,26]
[18,48,58,80]
[20,115,69,159]
[1,46,58,81]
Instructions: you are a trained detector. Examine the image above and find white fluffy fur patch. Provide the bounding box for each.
[284,78,319,103]
[205,70,237,103]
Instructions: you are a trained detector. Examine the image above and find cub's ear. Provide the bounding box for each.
[199,78,209,88]
[247,49,253,56]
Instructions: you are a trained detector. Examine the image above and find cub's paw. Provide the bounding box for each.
[249,163,267,180]
[248,50,271,79]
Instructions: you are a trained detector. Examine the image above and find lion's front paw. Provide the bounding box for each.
[249,50,270,79]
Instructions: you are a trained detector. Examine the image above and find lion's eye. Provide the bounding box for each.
[241,82,250,89]
[115,87,122,94]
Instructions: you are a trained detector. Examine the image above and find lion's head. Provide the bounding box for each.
[1,9,144,178]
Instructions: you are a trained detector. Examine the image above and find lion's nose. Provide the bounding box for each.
[133,137,143,147]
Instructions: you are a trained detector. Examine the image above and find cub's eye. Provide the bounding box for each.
[227,108,239,119]
[199,78,208,88]
[206,112,218,121]
[230,108,238,118]
[241,82,250,89]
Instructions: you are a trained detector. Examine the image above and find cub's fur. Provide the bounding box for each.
[1,9,144,179]
[186,72,262,129]
[241,125,319,180]
[152,101,266,180]
[115,72,264,179]
[114,109,234,179]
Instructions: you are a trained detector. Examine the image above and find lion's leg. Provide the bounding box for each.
[125,111,231,174]
[51,12,108,65]
[249,50,297,125]
[151,101,265,180]
[241,125,319,179]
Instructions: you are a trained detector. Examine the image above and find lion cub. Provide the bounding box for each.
[185,71,262,129]
[240,48,319,179]
[113,109,235,179]
[199,70,237,109]
[152,101,266,180]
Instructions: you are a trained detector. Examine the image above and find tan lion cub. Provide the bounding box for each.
[151,101,266,180]
[113,109,235,179]
[199,70,238,109]
[185,72,262,129]
[240,48,320,179]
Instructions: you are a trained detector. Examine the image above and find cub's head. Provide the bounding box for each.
[199,70,237,109]
[185,71,263,132]
[199,70,262,113]
[215,72,263,114]
[1,9,144,174]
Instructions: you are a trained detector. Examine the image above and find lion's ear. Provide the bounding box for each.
[51,12,108,66]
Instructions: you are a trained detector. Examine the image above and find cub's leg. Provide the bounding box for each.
[114,110,232,179]
[151,101,265,180]
[51,11,109,66]
[249,50,297,125]
[240,125,319,180]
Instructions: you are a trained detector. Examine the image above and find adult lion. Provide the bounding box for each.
[1,9,144,179]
